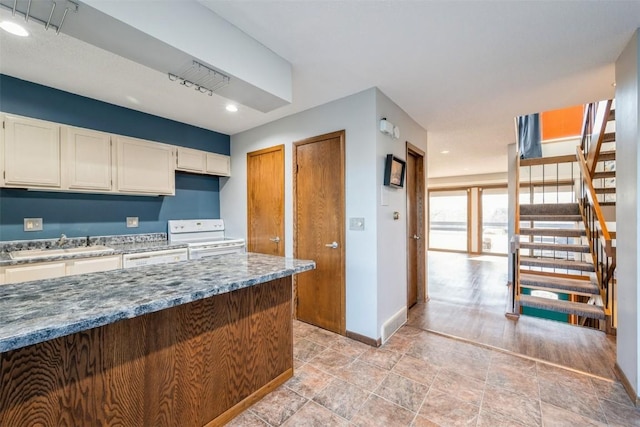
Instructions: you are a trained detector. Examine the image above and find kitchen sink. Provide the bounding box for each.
[9,245,115,260]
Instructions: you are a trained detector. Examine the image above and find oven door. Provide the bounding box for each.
[188,241,245,260]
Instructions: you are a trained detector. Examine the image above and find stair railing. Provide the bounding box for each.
[582,100,613,176]
[576,147,615,321]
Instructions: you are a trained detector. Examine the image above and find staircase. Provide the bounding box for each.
[591,106,617,206]
[510,99,616,331]
[518,203,604,322]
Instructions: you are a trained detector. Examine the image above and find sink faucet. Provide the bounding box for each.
[57,234,67,247]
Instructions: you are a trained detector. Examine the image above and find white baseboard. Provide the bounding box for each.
[381,306,407,344]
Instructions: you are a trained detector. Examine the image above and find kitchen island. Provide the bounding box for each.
[0,252,315,426]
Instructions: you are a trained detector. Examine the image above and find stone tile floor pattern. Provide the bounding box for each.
[228,320,640,426]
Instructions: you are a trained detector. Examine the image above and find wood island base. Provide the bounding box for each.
[0,276,293,427]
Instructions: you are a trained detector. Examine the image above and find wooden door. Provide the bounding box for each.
[294,131,345,334]
[247,145,285,256]
[407,143,426,307]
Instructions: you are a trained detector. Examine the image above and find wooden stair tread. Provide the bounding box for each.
[520,228,586,237]
[594,187,616,194]
[519,295,605,319]
[600,201,616,207]
[519,203,580,216]
[603,132,616,143]
[519,242,590,253]
[520,256,595,272]
[599,151,616,161]
[519,272,599,295]
[520,214,582,222]
[609,109,615,121]
[593,171,616,179]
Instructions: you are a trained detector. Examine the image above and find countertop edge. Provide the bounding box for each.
[0,257,315,353]
[0,243,190,266]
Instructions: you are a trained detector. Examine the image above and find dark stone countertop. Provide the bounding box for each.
[0,252,315,353]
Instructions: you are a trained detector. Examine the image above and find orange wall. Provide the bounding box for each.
[541,105,583,141]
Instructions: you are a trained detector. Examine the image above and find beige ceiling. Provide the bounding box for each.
[1,1,639,178]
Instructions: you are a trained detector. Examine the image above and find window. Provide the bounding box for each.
[429,190,468,251]
[481,188,508,254]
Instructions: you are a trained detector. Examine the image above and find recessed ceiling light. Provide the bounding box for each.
[440,150,450,154]
[0,21,29,37]
[225,104,238,113]
[612,82,617,87]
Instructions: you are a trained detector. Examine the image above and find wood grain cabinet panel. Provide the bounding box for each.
[0,277,293,427]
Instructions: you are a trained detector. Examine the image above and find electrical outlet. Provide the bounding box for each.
[24,218,43,232]
[126,217,139,228]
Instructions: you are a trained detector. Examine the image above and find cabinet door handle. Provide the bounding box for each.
[412,235,421,240]
[269,237,281,243]
[325,241,338,249]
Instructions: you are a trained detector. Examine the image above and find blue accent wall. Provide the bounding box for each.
[0,75,230,241]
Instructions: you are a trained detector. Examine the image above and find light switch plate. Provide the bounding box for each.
[381,185,389,206]
[349,217,365,231]
[126,217,139,228]
[24,218,43,231]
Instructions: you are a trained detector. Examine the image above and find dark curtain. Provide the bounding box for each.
[518,113,542,159]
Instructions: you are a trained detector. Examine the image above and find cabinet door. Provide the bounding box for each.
[206,153,231,176]
[4,262,67,285]
[176,147,205,173]
[4,115,60,187]
[64,126,113,191]
[116,136,175,195]
[67,255,121,276]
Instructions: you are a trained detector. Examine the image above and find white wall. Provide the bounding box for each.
[221,88,380,338]
[221,88,427,341]
[375,90,428,339]
[615,29,640,396]
[428,172,508,188]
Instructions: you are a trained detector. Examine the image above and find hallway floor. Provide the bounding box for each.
[231,251,637,426]
[409,251,617,379]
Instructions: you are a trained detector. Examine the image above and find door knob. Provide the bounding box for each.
[412,235,421,240]
[325,241,339,249]
[269,236,281,243]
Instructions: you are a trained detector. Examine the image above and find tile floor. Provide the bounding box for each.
[229,320,640,426]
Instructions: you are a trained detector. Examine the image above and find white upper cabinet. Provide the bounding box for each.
[176,147,205,173]
[3,115,60,188]
[206,152,231,177]
[116,135,175,195]
[63,126,114,191]
[176,147,231,177]
[0,113,228,195]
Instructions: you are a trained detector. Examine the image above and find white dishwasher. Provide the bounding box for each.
[122,248,189,268]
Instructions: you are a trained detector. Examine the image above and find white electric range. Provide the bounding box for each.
[168,219,245,260]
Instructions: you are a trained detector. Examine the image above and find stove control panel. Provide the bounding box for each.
[168,219,225,234]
